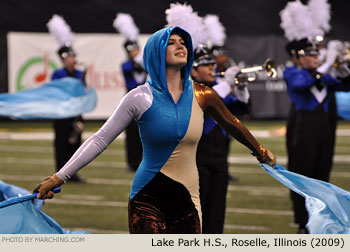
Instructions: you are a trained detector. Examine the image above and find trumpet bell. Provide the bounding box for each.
[343,42,350,63]
[264,59,277,78]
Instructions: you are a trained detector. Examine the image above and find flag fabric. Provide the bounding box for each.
[335,91,350,120]
[261,163,350,234]
[0,200,66,234]
[0,180,88,234]
[0,77,97,119]
[0,180,43,209]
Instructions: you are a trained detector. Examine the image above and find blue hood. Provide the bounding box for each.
[143,26,194,92]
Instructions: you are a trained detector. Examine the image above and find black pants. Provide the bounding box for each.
[125,120,143,171]
[53,116,83,171]
[287,105,334,226]
[196,126,230,234]
[128,172,200,234]
[197,161,228,234]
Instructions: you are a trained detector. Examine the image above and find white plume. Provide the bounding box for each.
[165,3,207,51]
[280,1,322,41]
[204,14,226,47]
[308,0,331,33]
[113,13,139,41]
[47,14,75,46]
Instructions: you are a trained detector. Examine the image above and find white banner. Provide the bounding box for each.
[7,32,149,119]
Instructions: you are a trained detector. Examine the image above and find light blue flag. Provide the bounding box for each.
[0,200,65,234]
[0,77,97,119]
[0,180,43,210]
[0,181,88,234]
[335,91,350,120]
[261,163,350,234]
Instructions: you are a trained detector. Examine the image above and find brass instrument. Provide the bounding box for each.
[334,41,350,68]
[215,58,277,85]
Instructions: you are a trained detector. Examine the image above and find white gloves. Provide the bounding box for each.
[212,81,232,98]
[212,66,250,103]
[233,85,250,103]
[317,40,343,74]
[213,66,242,98]
[224,66,241,86]
[133,51,143,65]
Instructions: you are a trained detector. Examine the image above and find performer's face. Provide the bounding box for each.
[191,64,215,83]
[166,34,187,68]
[128,48,140,59]
[299,55,318,69]
[215,54,228,70]
[63,56,76,70]
[290,55,299,65]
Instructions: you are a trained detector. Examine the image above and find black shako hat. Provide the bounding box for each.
[285,38,318,57]
[210,45,228,57]
[193,44,216,68]
[123,40,139,52]
[57,42,76,59]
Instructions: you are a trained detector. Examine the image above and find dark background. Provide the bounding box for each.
[0,0,348,118]
[1,0,348,38]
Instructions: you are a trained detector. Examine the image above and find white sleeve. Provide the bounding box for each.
[233,85,250,103]
[56,83,153,182]
[213,80,232,98]
[213,79,250,104]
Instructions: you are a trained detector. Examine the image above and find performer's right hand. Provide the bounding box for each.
[255,146,276,167]
[33,174,63,200]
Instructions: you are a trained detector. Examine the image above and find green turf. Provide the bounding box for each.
[0,120,349,234]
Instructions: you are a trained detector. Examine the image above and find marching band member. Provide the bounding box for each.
[191,44,250,233]
[47,15,85,182]
[204,14,241,182]
[280,0,349,233]
[113,13,146,172]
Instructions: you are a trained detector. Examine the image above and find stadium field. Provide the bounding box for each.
[1,120,349,234]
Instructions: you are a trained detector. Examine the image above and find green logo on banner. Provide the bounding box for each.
[16,56,58,91]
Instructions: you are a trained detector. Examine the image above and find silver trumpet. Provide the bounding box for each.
[215,58,277,84]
